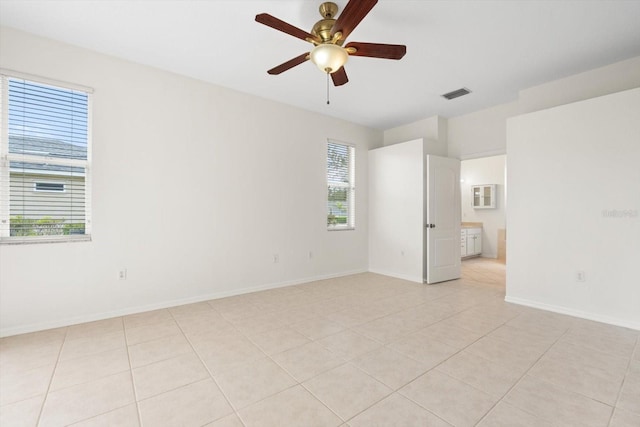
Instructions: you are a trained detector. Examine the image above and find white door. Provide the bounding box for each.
[425,155,461,284]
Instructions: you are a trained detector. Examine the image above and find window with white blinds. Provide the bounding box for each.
[0,72,92,243]
[327,141,355,230]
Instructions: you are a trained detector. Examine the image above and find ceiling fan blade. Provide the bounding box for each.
[346,42,406,59]
[331,67,349,86]
[267,53,310,75]
[330,0,378,41]
[256,13,318,43]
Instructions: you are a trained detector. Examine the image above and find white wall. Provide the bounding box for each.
[0,27,383,337]
[518,56,640,114]
[460,155,506,258]
[506,88,640,330]
[368,139,424,282]
[383,116,448,157]
[445,56,640,161]
[447,102,519,160]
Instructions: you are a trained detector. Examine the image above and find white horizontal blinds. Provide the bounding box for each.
[0,76,8,238]
[1,75,90,241]
[327,141,355,229]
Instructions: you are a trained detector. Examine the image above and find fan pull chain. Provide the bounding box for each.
[326,72,330,105]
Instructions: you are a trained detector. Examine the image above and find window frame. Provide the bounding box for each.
[327,139,355,231]
[0,69,93,244]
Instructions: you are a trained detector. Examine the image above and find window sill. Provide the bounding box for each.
[0,235,92,245]
[327,226,355,232]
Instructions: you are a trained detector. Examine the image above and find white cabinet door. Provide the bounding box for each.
[474,233,482,254]
[472,185,496,209]
[460,229,467,257]
[465,228,482,256]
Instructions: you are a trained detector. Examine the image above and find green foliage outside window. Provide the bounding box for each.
[10,216,84,236]
[327,141,353,227]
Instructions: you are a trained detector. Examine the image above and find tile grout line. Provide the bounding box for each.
[471,323,602,426]
[519,325,635,406]
[121,315,146,427]
[333,360,452,426]
[331,284,497,350]
[225,283,400,425]
[229,286,375,423]
[606,334,639,427]
[57,319,135,425]
[265,280,501,426]
[12,268,488,419]
[390,309,561,426]
[134,285,460,425]
[276,310,391,426]
[250,302,346,425]
[298,375,379,425]
[239,313,347,425]
[11,263,635,427]
[301,280,514,389]
[34,327,68,427]
[169,306,247,427]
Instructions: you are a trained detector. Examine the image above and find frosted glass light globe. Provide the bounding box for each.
[310,44,349,74]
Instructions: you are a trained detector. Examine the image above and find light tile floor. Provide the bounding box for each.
[1,258,639,426]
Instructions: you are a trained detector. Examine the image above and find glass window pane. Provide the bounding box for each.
[8,79,88,160]
[327,142,354,228]
[8,162,86,236]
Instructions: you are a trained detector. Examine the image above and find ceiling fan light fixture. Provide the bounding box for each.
[310,43,348,74]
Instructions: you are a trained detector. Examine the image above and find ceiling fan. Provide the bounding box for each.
[255,0,407,87]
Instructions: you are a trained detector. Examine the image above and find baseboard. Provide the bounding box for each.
[504,295,640,331]
[368,268,423,284]
[0,268,367,338]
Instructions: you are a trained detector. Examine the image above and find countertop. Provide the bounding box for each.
[461,222,483,229]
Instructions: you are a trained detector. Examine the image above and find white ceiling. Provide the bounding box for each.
[1,0,640,130]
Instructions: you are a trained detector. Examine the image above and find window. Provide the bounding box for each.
[0,72,92,243]
[327,141,355,230]
[34,182,65,193]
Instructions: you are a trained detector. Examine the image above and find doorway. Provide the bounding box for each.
[459,154,507,264]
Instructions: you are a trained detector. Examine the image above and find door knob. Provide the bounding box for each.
[425,224,436,228]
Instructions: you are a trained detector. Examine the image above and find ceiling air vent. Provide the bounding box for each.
[442,87,471,100]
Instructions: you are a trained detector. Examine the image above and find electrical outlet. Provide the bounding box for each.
[576,271,586,282]
[118,268,127,280]
[273,254,279,264]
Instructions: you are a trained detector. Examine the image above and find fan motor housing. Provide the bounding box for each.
[312,18,336,42]
[312,2,343,44]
